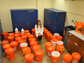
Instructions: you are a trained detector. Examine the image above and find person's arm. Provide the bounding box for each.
[35,25,39,34]
[40,25,43,35]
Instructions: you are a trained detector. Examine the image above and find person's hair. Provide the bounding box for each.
[37,20,42,28]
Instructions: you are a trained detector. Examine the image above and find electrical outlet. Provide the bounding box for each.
[72,20,77,23]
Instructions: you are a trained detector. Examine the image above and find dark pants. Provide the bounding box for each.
[38,35,42,41]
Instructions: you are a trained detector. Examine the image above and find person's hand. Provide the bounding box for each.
[38,34,41,36]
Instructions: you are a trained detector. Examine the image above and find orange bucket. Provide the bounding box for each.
[45,31,50,39]
[20,43,28,52]
[47,33,52,41]
[51,39,58,48]
[25,53,34,63]
[14,33,20,38]
[29,38,36,44]
[3,44,11,50]
[57,45,64,55]
[30,41,37,50]
[54,33,60,38]
[2,32,8,40]
[51,51,60,63]
[50,35,56,41]
[45,42,52,52]
[10,41,18,52]
[28,34,34,39]
[22,47,31,55]
[57,41,63,46]
[56,35,63,41]
[7,36,14,43]
[72,52,81,63]
[43,28,46,37]
[15,31,20,34]
[25,33,31,37]
[18,39,25,45]
[24,30,29,33]
[75,22,83,33]
[8,33,14,36]
[21,35,27,43]
[44,29,48,38]
[32,28,35,35]
[5,48,15,60]
[47,46,55,57]
[15,37,21,41]
[1,40,9,46]
[35,50,43,62]
[32,45,41,53]
[62,54,72,63]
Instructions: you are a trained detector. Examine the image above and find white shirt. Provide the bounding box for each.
[35,24,43,37]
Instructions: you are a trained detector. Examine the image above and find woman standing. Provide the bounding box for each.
[35,20,43,44]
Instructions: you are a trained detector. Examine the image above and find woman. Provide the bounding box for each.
[35,20,43,44]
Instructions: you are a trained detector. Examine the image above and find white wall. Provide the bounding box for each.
[52,0,84,26]
[0,0,52,32]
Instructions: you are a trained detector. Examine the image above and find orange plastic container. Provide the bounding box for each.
[22,47,31,55]
[57,45,64,55]
[35,50,43,62]
[50,35,56,41]
[24,30,29,33]
[15,37,21,41]
[28,34,34,39]
[51,51,60,63]
[7,36,14,43]
[14,33,20,38]
[32,28,35,35]
[82,23,84,35]
[56,36,63,41]
[47,33,52,41]
[10,41,18,52]
[57,41,63,46]
[25,53,34,63]
[43,28,46,37]
[47,46,55,57]
[8,33,14,36]
[1,40,9,46]
[44,29,48,38]
[25,33,31,37]
[45,31,50,39]
[62,54,72,63]
[5,48,15,60]
[20,43,28,52]
[72,52,81,63]
[45,42,52,52]
[3,44,11,50]
[32,45,41,53]
[15,31,20,34]
[30,41,37,50]
[75,22,83,33]
[51,39,58,48]
[2,32,8,40]
[54,33,60,38]
[29,38,36,44]
[18,39,25,45]
[21,35,27,43]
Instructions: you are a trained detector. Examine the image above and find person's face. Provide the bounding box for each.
[38,21,41,25]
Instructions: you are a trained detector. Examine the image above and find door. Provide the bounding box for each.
[25,10,38,33]
[11,10,26,23]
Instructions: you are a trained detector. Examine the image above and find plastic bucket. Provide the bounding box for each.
[25,33,31,37]
[57,41,63,46]
[50,35,56,41]
[51,39,58,48]
[43,28,46,37]
[72,52,81,63]
[51,51,60,63]
[15,31,20,34]
[54,33,60,38]
[21,35,27,43]
[29,38,36,44]
[25,53,34,63]
[30,41,37,50]
[7,36,14,43]
[56,36,63,41]
[24,30,29,33]
[75,22,83,33]
[32,45,41,53]
[47,33,52,41]
[8,33,14,36]
[35,50,43,62]
[45,42,52,52]
[32,28,35,35]
[47,46,55,57]
[22,47,31,55]
[18,39,25,45]
[45,31,50,39]
[1,40,9,46]
[5,48,15,60]
[15,37,21,41]
[20,43,28,52]
[44,29,48,38]
[14,33,20,38]
[2,32,8,40]
[28,34,34,39]
[10,41,18,52]
[3,44,11,50]
[57,45,64,55]
[62,54,72,63]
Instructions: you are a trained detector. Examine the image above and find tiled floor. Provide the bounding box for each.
[2,36,69,63]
